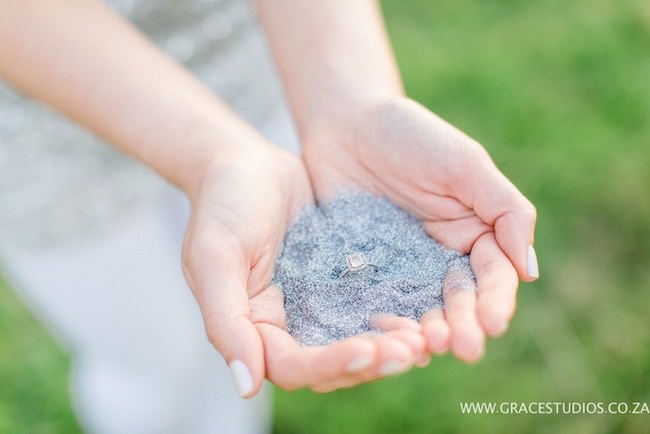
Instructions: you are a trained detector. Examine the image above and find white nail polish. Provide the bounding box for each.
[527,245,539,279]
[229,360,253,397]
[345,355,373,373]
[379,360,411,377]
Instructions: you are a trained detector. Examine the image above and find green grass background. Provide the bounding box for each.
[1,0,648,432]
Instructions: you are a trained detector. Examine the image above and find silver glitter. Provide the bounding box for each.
[273,191,476,346]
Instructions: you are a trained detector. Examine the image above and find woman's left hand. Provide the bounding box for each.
[182,144,427,396]
[302,97,538,363]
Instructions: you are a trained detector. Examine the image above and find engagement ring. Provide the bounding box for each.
[339,252,378,278]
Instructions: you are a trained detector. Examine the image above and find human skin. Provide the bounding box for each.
[255,0,539,370]
[0,0,429,398]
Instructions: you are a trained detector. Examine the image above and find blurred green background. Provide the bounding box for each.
[1,0,648,432]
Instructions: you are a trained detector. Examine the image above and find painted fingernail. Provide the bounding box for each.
[229,360,253,397]
[527,245,539,279]
[345,355,373,373]
[379,360,411,377]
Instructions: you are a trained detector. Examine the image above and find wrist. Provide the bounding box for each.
[187,140,306,217]
[300,94,409,150]
[256,0,405,146]
[172,110,278,201]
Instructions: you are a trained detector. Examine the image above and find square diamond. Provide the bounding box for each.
[347,252,368,270]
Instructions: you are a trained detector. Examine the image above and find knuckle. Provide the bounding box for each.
[512,197,537,225]
[521,202,537,223]
[204,316,227,348]
[187,230,241,267]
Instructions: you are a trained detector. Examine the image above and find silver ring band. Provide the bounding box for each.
[339,252,378,278]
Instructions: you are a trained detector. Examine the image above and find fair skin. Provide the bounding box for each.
[0,0,537,398]
[257,0,537,362]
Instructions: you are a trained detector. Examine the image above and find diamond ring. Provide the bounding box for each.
[339,252,378,278]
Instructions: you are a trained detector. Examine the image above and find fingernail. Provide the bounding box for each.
[379,360,411,377]
[415,354,431,368]
[229,360,253,397]
[345,355,373,373]
[468,345,485,364]
[527,245,539,279]
[494,320,509,337]
[474,343,486,362]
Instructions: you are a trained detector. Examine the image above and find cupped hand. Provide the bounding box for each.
[303,97,538,363]
[181,144,427,397]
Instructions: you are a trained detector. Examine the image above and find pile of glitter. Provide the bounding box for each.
[272,191,475,346]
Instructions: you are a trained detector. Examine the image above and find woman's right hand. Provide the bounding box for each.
[181,144,427,397]
[0,0,426,398]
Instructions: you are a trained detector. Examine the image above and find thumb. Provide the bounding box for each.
[204,288,266,399]
[459,150,539,282]
[182,231,266,398]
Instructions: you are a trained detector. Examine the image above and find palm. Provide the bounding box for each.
[305,99,499,247]
[304,97,536,362]
[183,146,427,395]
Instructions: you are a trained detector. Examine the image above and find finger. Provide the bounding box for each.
[442,270,485,363]
[369,313,426,360]
[422,215,492,254]
[415,355,431,368]
[471,232,519,337]
[420,308,450,354]
[259,320,418,393]
[383,328,426,358]
[371,331,417,377]
[200,274,265,399]
[183,223,265,399]
[310,332,418,393]
[495,209,539,282]
[249,284,286,328]
[257,323,378,390]
[369,313,422,332]
[456,147,538,281]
